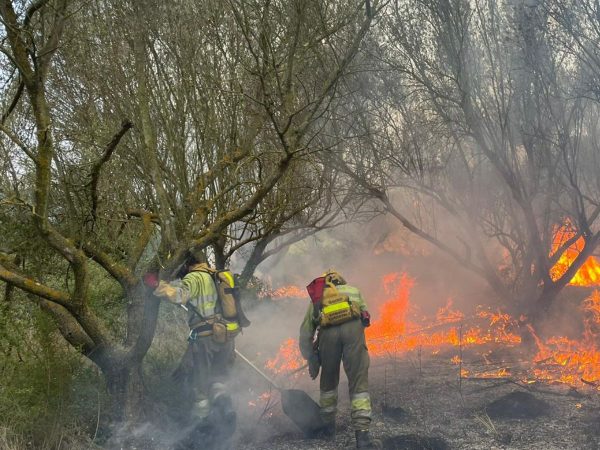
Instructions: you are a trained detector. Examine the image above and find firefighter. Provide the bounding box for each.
[146,254,240,447]
[299,270,381,449]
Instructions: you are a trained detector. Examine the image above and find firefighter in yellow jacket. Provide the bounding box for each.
[299,270,381,449]
[150,256,241,445]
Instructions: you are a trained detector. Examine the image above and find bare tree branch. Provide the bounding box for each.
[89,119,133,222]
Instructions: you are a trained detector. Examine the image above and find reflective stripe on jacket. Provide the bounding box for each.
[183,270,219,319]
[298,283,368,359]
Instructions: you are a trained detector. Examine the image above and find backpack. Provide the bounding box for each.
[306,276,360,327]
[209,269,251,328]
[185,264,251,328]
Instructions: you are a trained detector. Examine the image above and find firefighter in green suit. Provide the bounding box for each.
[151,257,240,446]
[299,270,381,449]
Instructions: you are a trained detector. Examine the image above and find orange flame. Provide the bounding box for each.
[550,220,600,286]
[263,271,599,391]
[265,338,305,374]
[259,285,308,299]
[365,274,520,356]
[366,272,413,343]
[436,299,464,323]
[529,291,600,386]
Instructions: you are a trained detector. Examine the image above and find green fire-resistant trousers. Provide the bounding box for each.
[187,337,235,420]
[318,318,372,431]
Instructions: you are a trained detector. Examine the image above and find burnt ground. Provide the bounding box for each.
[232,355,600,450]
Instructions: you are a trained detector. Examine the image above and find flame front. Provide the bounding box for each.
[259,285,307,299]
[529,291,600,386]
[265,338,305,374]
[550,220,600,286]
[366,273,520,357]
[264,273,600,390]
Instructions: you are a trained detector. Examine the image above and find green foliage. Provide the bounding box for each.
[143,304,191,422]
[86,264,127,336]
[0,292,105,448]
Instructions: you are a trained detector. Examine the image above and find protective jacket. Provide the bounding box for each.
[154,264,238,427]
[155,263,240,338]
[299,281,373,432]
[299,284,367,358]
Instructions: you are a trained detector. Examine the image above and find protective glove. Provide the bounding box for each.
[308,353,320,380]
[154,280,188,304]
[360,310,371,327]
[142,272,159,289]
[153,280,177,299]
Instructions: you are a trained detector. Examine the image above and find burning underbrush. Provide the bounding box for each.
[258,271,600,392]
[550,220,600,286]
[238,231,600,448]
[236,271,600,449]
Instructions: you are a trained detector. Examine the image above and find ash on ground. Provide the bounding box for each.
[233,356,600,450]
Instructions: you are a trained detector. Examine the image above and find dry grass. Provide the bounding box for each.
[0,427,26,450]
[0,426,101,450]
[473,411,498,436]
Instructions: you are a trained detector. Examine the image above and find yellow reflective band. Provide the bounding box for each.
[225,322,239,331]
[322,302,350,315]
[321,390,337,398]
[351,397,372,411]
[320,390,338,409]
[351,394,372,411]
[320,397,337,407]
[221,271,235,287]
[194,399,210,419]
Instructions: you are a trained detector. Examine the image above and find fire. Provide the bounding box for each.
[265,338,305,374]
[366,272,413,341]
[436,299,464,323]
[259,285,308,299]
[583,291,600,323]
[529,290,600,387]
[262,271,600,391]
[365,274,521,356]
[550,220,600,286]
[248,391,274,407]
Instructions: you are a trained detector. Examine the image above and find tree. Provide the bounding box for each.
[0,0,375,433]
[336,0,600,322]
[229,160,366,286]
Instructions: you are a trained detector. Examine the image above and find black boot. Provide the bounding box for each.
[211,394,237,433]
[207,393,236,449]
[313,422,336,440]
[355,430,382,449]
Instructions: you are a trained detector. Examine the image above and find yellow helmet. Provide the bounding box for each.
[322,269,346,285]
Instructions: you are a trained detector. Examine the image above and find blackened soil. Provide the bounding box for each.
[382,434,450,450]
[234,355,600,450]
[485,391,551,419]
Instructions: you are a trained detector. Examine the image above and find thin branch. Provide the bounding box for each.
[127,212,156,271]
[0,78,23,124]
[0,260,72,309]
[0,122,36,161]
[23,0,49,28]
[89,119,133,222]
[190,153,295,251]
[80,241,137,288]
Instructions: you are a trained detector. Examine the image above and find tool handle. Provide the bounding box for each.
[234,348,281,391]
